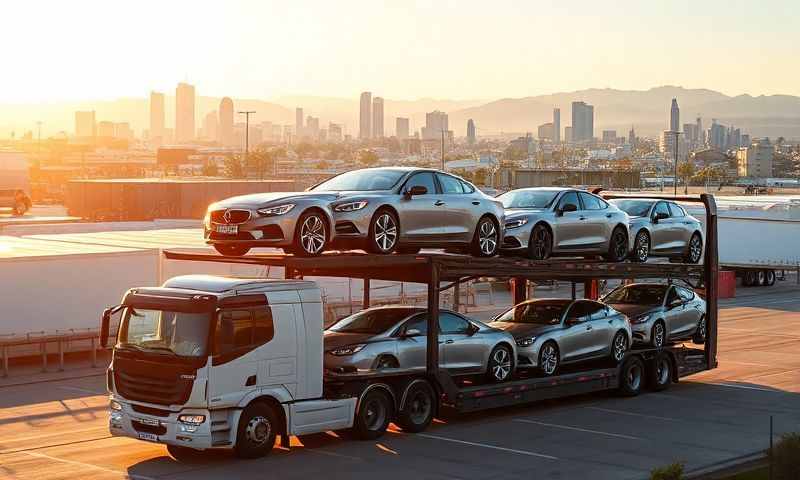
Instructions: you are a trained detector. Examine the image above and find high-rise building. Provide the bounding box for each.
[571,101,594,143]
[696,117,703,146]
[203,110,218,141]
[537,122,554,141]
[306,116,320,139]
[683,123,698,148]
[149,92,165,142]
[75,111,96,138]
[219,97,234,146]
[670,98,680,133]
[628,126,636,147]
[372,97,384,138]
[553,108,561,143]
[737,138,773,178]
[602,130,617,143]
[467,119,476,144]
[421,111,449,140]
[329,123,343,142]
[660,130,687,160]
[97,121,115,138]
[295,108,304,139]
[175,82,196,143]
[359,92,372,139]
[396,117,409,139]
[708,119,726,150]
[114,122,133,141]
[565,126,573,143]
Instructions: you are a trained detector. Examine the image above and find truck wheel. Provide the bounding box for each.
[743,270,756,287]
[756,270,766,286]
[396,380,435,433]
[648,352,673,392]
[234,402,279,459]
[618,357,644,396]
[166,444,204,461]
[353,389,393,440]
[765,270,776,286]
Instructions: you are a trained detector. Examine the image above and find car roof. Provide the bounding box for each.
[506,187,574,193]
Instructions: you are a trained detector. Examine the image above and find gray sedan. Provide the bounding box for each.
[204,167,504,257]
[498,187,632,261]
[602,283,707,348]
[609,199,703,263]
[323,306,517,382]
[489,299,632,376]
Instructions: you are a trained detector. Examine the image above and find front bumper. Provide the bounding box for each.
[629,319,654,345]
[108,400,215,450]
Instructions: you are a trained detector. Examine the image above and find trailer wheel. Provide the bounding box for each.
[618,357,644,396]
[756,270,766,286]
[353,389,393,440]
[743,270,756,287]
[648,352,673,392]
[234,402,279,459]
[396,380,436,433]
[764,270,776,287]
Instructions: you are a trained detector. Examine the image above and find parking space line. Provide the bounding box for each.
[708,382,784,393]
[415,433,558,460]
[513,419,641,440]
[20,450,157,480]
[586,406,679,422]
[0,425,108,447]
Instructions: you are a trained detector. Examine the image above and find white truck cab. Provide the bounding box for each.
[103,275,358,458]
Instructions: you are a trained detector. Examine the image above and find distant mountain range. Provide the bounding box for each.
[1,86,799,140]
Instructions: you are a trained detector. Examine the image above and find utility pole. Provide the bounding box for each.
[238,110,255,175]
[671,130,681,196]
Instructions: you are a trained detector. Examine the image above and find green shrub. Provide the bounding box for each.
[650,462,684,480]
[772,432,800,480]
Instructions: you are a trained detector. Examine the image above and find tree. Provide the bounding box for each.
[677,161,695,188]
[223,154,244,178]
[358,149,379,167]
[202,162,219,177]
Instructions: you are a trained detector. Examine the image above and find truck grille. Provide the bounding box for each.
[113,355,196,406]
[131,420,167,436]
[210,209,251,224]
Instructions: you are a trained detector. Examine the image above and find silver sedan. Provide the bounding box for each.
[498,187,632,261]
[489,299,632,376]
[204,167,504,257]
[323,306,517,383]
[601,283,707,348]
[609,199,704,263]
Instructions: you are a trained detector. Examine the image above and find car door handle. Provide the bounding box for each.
[472,201,480,205]
[606,214,613,218]
[434,200,446,206]
[438,339,454,344]
[579,216,587,220]
[586,325,593,331]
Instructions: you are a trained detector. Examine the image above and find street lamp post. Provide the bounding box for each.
[238,110,255,175]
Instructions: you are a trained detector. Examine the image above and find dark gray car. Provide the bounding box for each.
[609,199,703,263]
[489,299,632,376]
[498,187,632,261]
[204,167,504,257]
[602,283,706,348]
[323,306,517,382]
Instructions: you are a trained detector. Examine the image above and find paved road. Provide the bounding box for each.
[1,287,799,480]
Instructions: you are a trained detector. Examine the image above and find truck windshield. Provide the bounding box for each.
[604,285,667,305]
[328,308,418,334]
[492,301,569,325]
[117,308,211,357]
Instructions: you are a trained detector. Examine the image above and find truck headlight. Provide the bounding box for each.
[329,344,366,356]
[257,204,295,216]
[178,414,206,425]
[516,337,536,347]
[505,218,528,229]
[632,314,651,325]
[203,211,211,228]
[334,201,368,212]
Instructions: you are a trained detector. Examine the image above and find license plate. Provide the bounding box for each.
[214,224,238,235]
[138,432,158,442]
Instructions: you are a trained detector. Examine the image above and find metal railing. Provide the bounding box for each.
[0,328,102,377]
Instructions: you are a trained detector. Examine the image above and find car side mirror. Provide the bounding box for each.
[565,317,580,326]
[404,328,422,337]
[653,212,669,223]
[467,323,480,336]
[667,299,682,309]
[557,203,577,216]
[405,185,427,197]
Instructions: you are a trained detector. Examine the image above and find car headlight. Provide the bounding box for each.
[516,336,536,347]
[329,344,367,356]
[109,400,123,411]
[257,204,295,216]
[178,414,206,425]
[505,218,529,229]
[334,201,368,212]
[632,314,651,325]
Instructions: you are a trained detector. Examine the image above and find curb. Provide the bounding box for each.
[683,451,767,480]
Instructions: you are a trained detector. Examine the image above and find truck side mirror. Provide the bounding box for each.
[100,305,123,348]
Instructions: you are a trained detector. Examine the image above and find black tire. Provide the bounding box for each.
[648,352,673,392]
[486,344,514,383]
[631,230,650,263]
[166,444,205,461]
[538,341,559,376]
[692,316,706,345]
[618,356,645,396]
[471,216,499,257]
[765,270,776,286]
[11,198,28,216]
[528,223,553,260]
[651,320,666,349]
[743,270,756,287]
[756,270,767,286]
[367,209,399,254]
[397,246,421,254]
[352,388,393,440]
[611,330,629,363]
[684,233,703,264]
[606,227,628,263]
[234,402,279,459]
[213,244,251,257]
[375,355,399,370]
[294,210,328,256]
[396,380,436,433]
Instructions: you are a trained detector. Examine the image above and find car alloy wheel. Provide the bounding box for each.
[652,321,665,348]
[529,224,552,260]
[609,227,628,262]
[693,316,706,344]
[539,342,559,375]
[613,332,628,362]
[299,214,327,255]
[633,231,649,262]
[373,212,398,252]
[488,346,513,382]
[687,234,702,263]
[476,218,498,256]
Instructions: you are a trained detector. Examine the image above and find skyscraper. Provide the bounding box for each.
[696,117,703,146]
[421,111,449,140]
[396,117,409,139]
[628,126,636,147]
[175,82,196,143]
[571,101,594,143]
[359,92,372,139]
[219,97,234,146]
[203,110,218,141]
[372,97,384,138]
[466,119,476,145]
[149,92,165,142]
[670,98,680,132]
[329,123,343,142]
[295,108,304,138]
[75,110,96,138]
[553,108,561,143]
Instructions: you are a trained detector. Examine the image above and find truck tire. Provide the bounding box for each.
[764,270,776,287]
[234,402,279,459]
[756,270,766,286]
[648,352,673,392]
[396,380,436,433]
[742,270,756,287]
[353,388,393,440]
[12,197,28,216]
[618,357,644,397]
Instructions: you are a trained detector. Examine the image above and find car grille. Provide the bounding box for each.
[210,209,251,224]
[208,231,255,241]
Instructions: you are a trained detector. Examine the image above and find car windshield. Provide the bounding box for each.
[604,285,667,305]
[497,190,559,209]
[328,308,418,334]
[612,199,654,217]
[310,169,406,192]
[117,308,211,357]
[492,301,570,325]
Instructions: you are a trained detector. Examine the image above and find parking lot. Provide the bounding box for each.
[1,284,798,480]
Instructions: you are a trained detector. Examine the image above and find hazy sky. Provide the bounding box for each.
[3,0,798,103]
